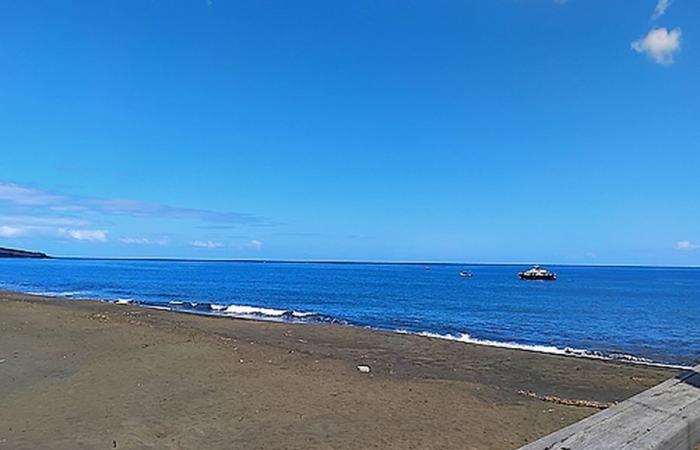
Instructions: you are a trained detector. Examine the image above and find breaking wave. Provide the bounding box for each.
[15,288,692,369]
[209,303,325,320]
[27,290,91,298]
[395,330,692,370]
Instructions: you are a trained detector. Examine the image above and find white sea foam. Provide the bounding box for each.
[395,330,692,370]
[209,303,315,319]
[28,290,90,298]
[142,304,171,311]
[15,286,691,369]
[224,304,289,316]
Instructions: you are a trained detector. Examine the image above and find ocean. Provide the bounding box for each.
[1,258,698,368]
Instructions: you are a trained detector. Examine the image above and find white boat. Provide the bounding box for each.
[518,265,557,281]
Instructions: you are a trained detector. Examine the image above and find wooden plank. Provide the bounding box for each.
[519,367,700,450]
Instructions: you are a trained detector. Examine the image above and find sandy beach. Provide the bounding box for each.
[0,291,679,450]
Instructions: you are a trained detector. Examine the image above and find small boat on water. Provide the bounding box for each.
[519,265,557,281]
[459,270,473,278]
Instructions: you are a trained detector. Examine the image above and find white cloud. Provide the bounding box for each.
[651,0,672,20]
[676,240,700,250]
[120,237,169,245]
[632,27,682,65]
[0,220,108,243]
[0,183,62,206]
[192,240,224,248]
[0,181,270,226]
[0,225,26,238]
[0,215,87,227]
[248,239,264,251]
[120,237,151,245]
[59,229,108,242]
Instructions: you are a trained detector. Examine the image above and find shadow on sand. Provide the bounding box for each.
[675,369,700,389]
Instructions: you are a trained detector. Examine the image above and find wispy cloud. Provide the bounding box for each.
[0,225,26,238]
[120,237,150,245]
[676,240,700,251]
[192,240,224,249]
[651,0,672,20]
[0,182,271,226]
[0,183,63,206]
[120,237,169,245]
[0,222,108,242]
[59,228,108,242]
[0,215,87,227]
[247,239,264,251]
[632,27,682,65]
[276,232,322,237]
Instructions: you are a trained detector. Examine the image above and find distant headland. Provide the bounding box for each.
[0,247,50,259]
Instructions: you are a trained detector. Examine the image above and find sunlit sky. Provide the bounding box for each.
[1,0,698,264]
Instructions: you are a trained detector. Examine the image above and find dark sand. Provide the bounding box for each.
[0,291,678,449]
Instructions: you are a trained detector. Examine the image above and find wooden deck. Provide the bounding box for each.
[519,366,700,450]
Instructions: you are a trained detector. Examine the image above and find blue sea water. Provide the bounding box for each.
[1,259,699,368]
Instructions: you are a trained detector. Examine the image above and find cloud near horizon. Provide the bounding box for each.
[0,225,25,238]
[0,182,271,226]
[0,181,276,248]
[248,239,264,251]
[120,237,170,245]
[0,223,108,242]
[676,240,700,250]
[632,27,682,65]
[192,240,225,249]
[60,228,108,242]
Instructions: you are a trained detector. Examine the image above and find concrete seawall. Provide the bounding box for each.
[519,366,700,450]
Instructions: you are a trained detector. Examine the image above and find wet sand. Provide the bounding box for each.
[0,291,678,449]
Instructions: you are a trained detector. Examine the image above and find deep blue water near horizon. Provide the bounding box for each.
[1,259,699,367]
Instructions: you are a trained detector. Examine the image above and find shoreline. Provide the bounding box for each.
[7,289,692,370]
[0,290,682,449]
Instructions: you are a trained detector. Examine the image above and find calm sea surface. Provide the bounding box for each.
[1,259,699,367]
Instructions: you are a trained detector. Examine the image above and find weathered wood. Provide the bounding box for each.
[519,366,700,450]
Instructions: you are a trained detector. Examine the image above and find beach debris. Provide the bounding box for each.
[517,390,616,410]
[357,365,371,373]
[0,359,5,364]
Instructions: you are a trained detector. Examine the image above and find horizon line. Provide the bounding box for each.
[34,255,700,269]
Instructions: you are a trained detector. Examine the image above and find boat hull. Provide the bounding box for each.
[519,273,557,281]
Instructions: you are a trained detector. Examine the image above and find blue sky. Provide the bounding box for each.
[1,0,698,264]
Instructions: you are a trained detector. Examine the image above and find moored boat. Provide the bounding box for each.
[518,265,557,281]
[459,270,472,278]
